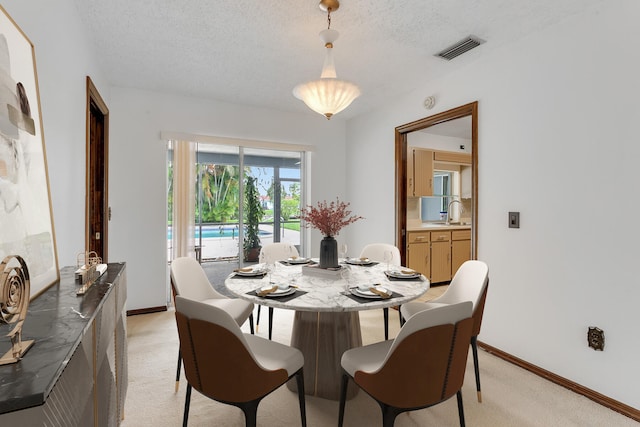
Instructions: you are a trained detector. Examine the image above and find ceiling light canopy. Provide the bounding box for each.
[293,0,360,120]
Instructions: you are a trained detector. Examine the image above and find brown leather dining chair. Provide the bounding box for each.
[400,259,489,402]
[174,295,307,427]
[339,301,474,427]
[170,256,255,391]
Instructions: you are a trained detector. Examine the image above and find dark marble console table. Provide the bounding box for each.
[0,262,127,426]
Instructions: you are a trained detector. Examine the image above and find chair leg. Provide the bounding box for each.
[249,313,255,335]
[398,304,405,327]
[338,373,349,427]
[471,336,482,402]
[175,350,182,392]
[456,390,466,427]
[183,383,192,427]
[380,404,401,427]
[256,305,261,333]
[268,307,274,340]
[238,400,260,427]
[383,307,389,340]
[295,369,307,427]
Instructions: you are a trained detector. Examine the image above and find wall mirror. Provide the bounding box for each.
[395,102,478,265]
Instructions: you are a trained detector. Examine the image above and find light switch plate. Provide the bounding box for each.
[509,212,520,228]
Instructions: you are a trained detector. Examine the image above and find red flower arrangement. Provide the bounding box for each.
[300,198,364,237]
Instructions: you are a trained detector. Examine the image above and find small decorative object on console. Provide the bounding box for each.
[0,255,35,365]
[75,251,107,295]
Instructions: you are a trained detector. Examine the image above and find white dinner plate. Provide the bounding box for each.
[287,257,311,264]
[351,286,390,299]
[235,268,266,277]
[386,270,421,279]
[345,258,375,266]
[258,286,296,297]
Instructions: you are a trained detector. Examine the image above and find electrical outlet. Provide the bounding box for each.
[508,212,520,228]
[587,327,605,351]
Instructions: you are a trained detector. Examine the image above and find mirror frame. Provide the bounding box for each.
[395,101,478,265]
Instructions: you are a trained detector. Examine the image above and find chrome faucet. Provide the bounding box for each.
[446,199,464,225]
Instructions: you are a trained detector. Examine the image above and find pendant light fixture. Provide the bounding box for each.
[293,0,360,120]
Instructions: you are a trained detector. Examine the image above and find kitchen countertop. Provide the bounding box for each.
[407,222,472,231]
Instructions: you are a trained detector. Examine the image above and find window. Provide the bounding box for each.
[421,170,458,222]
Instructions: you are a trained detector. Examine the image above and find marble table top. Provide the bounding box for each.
[224,260,429,312]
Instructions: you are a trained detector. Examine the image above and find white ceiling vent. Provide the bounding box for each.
[435,36,485,61]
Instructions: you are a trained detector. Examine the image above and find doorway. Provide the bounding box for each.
[86,77,109,262]
[395,102,478,265]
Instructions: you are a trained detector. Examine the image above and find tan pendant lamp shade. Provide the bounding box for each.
[293,0,360,120]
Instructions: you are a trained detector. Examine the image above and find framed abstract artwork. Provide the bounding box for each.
[0,6,59,299]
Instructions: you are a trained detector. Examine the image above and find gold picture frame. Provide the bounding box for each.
[0,6,59,299]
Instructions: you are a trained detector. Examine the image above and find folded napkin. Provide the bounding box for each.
[257,285,278,297]
[368,287,392,299]
[343,289,404,304]
[247,289,307,302]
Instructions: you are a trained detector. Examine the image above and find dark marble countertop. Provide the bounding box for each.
[0,262,126,414]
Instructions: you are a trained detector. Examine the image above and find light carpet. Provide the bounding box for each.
[122,289,637,426]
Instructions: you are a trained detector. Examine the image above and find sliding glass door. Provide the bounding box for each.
[168,142,304,272]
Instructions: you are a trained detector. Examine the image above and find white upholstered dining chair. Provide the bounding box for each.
[400,259,489,402]
[170,256,255,391]
[358,243,402,341]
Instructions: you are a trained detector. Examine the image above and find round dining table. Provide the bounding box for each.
[224,259,430,400]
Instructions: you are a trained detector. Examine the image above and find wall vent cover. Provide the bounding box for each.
[435,36,485,61]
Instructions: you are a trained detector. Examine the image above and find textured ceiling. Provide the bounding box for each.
[73,0,602,120]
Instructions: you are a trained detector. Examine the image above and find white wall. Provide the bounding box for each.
[2,1,110,266]
[108,88,347,310]
[347,1,640,409]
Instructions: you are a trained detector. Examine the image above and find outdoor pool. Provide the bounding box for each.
[167,225,270,240]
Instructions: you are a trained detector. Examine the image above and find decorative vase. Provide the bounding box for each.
[319,236,339,269]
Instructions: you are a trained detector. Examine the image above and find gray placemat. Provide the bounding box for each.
[343,289,404,304]
[247,289,307,302]
[343,260,379,267]
[384,272,425,281]
[279,260,317,266]
[231,272,267,279]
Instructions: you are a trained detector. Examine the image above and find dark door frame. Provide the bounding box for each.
[394,101,478,265]
[86,76,109,262]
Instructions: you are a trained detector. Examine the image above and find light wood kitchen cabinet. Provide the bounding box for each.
[451,229,472,276]
[406,231,430,277]
[408,148,433,197]
[433,151,471,164]
[430,230,451,283]
[407,228,471,284]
